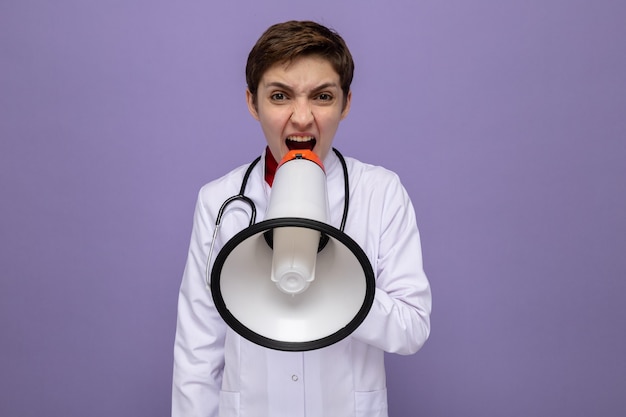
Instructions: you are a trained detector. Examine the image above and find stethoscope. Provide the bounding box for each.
[205,147,350,288]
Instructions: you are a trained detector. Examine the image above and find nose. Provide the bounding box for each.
[290,99,314,127]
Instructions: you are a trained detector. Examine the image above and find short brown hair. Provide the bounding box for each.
[246,21,354,104]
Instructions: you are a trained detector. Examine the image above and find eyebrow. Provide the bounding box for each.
[264,81,340,92]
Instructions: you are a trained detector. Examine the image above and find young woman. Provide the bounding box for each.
[172,20,431,417]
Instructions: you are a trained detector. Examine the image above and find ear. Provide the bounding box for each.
[340,90,352,120]
[246,89,260,121]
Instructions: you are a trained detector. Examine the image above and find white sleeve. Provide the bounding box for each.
[172,190,225,417]
[351,175,432,354]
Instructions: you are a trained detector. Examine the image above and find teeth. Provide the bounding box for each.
[287,136,314,142]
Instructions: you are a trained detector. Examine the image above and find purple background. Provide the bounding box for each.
[2,1,625,416]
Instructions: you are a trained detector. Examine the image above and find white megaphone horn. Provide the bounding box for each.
[211,150,375,351]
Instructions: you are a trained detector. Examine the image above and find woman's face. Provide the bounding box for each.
[246,55,351,163]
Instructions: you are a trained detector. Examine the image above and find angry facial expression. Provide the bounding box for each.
[246,55,351,163]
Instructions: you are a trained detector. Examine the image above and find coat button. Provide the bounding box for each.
[291,374,299,382]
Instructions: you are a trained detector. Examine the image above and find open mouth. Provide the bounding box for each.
[286,136,316,151]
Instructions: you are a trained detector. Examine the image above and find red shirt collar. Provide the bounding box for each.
[264,146,278,187]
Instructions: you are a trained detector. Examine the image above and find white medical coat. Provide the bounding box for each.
[172,150,431,417]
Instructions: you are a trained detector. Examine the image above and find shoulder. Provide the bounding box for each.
[198,163,254,198]
[341,155,414,218]
[200,163,250,194]
[344,156,404,192]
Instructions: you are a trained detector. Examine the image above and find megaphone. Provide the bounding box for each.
[211,150,375,351]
